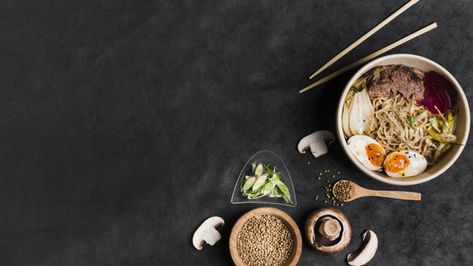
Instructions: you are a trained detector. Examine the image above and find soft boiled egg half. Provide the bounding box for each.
[383,150,427,178]
[348,135,386,171]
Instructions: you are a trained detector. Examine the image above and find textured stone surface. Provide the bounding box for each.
[0,0,472,265]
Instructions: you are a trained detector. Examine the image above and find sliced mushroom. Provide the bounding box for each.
[297,130,335,158]
[305,208,351,253]
[192,216,224,250]
[347,230,378,266]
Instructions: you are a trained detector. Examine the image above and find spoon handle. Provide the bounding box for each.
[367,190,422,201]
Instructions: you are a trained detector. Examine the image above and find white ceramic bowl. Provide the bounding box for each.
[336,54,470,186]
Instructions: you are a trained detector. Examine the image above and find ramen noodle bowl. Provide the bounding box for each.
[337,54,470,186]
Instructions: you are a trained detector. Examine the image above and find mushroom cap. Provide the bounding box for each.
[297,130,335,157]
[305,208,352,253]
[192,216,225,250]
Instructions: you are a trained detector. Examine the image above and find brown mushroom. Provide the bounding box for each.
[305,208,351,253]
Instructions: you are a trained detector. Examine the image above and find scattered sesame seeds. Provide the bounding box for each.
[313,169,349,206]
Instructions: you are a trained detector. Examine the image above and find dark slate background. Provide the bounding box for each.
[0,0,472,265]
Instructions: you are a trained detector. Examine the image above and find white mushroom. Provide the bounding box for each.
[192,216,224,250]
[347,230,378,266]
[297,130,335,158]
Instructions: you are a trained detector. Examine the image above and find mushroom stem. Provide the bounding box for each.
[201,226,222,246]
[305,208,352,254]
[319,217,341,241]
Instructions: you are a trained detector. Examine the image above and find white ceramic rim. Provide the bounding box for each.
[336,54,470,186]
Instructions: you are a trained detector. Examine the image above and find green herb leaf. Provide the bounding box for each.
[441,144,452,154]
[429,118,441,132]
[241,176,256,193]
[427,129,443,143]
[276,181,292,203]
[373,66,384,75]
[271,173,281,182]
[427,130,459,144]
[446,111,456,133]
[264,165,273,176]
[254,163,264,177]
[407,115,414,127]
[269,187,283,198]
[282,194,292,204]
[247,191,263,199]
[353,77,367,91]
[252,173,267,192]
[261,181,277,196]
[251,162,256,172]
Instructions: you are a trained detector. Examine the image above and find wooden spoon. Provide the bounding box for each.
[333,180,421,202]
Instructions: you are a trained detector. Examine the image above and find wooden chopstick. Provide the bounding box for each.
[299,22,437,94]
[308,0,419,80]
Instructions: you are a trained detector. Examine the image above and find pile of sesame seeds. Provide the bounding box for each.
[314,169,345,206]
[237,215,294,266]
[332,180,352,202]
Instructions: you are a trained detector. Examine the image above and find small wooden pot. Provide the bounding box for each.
[229,207,302,266]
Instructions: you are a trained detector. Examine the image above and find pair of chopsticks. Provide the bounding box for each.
[300,0,437,94]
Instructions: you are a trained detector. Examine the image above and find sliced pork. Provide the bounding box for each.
[368,65,425,101]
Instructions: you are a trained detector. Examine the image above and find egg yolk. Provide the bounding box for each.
[384,153,410,173]
[365,144,385,167]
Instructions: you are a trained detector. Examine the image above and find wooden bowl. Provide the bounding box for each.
[229,207,302,266]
